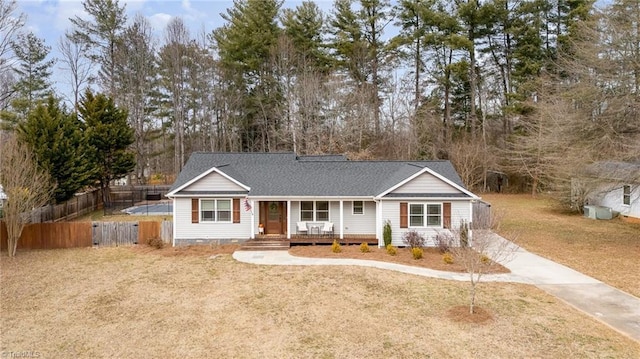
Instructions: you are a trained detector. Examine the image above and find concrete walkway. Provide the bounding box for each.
[232,234,640,342]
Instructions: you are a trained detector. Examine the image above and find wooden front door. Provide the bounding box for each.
[263,201,286,235]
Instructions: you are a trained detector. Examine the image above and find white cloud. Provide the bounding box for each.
[148,12,173,32]
[181,0,191,12]
[53,1,89,32]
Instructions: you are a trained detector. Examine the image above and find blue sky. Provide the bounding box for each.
[16,0,333,49]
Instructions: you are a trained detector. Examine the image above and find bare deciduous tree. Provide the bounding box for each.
[0,0,24,106]
[447,213,516,314]
[0,133,52,257]
[58,30,94,114]
[448,138,497,191]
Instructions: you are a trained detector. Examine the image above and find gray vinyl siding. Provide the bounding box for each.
[380,199,471,247]
[391,172,461,194]
[288,200,337,233]
[182,172,245,192]
[287,200,376,235]
[173,197,251,244]
[343,201,376,234]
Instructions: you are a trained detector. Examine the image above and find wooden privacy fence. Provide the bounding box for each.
[1,222,92,250]
[30,189,103,223]
[11,185,172,223]
[1,220,173,251]
[472,200,492,229]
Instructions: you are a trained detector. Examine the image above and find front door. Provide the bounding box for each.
[265,201,286,235]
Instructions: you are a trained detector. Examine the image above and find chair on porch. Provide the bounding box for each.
[296,222,308,235]
[321,222,334,237]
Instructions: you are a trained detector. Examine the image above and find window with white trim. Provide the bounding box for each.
[353,201,364,215]
[300,201,329,221]
[201,199,232,222]
[409,203,442,228]
[623,185,631,205]
[301,201,314,221]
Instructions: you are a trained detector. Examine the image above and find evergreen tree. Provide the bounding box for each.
[17,96,91,203]
[330,0,392,140]
[212,0,283,151]
[70,0,127,98]
[78,90,135,209]
[392,0,432,113]
[281,1,331,72]
[10,32,55,118]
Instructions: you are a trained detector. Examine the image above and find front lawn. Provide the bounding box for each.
[484,193,640,297]
[2,247,638,358]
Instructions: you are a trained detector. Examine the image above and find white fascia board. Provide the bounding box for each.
[375,167,479,200]
[169,193,247,198]
[166,167,250,197]
[377,197,477,201]
[248,196,373,200]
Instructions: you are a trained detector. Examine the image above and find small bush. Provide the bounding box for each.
[148,237,164,249]
[331,240,342,253]
[434,232,454,253]
[402,230,426,248]
[480,254,491,264]
[459,220,470,247]
[383,220,392,247]
[386,244,397,256]
[442,252,454,264]
[360,242,370,253]
[411,247,423,260]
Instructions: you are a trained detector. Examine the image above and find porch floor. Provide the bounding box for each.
[255,234,377,246]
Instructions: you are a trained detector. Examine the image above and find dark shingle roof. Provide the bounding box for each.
[169,152,469,197]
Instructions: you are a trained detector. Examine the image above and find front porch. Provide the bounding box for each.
[251,199,379,242]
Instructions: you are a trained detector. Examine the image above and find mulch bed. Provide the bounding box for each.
[132,242,510,274]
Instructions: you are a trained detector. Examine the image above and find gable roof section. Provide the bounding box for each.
[168,152,474,198]
[376,165,478,199]
[167,165,250,197]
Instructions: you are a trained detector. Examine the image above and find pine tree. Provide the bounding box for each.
[281,1,331,72]
[212,0,283,151]
[70,0,127,98]
[10,32,55,118]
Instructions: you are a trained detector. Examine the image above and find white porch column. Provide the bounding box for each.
[250,199,255,239]
[339,200,344,239]
[171,198,176,247]
[287,200,291,239]
[469,200,474,245]
[376,199,382,247]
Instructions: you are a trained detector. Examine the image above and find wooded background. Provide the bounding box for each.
[1,0,639,204]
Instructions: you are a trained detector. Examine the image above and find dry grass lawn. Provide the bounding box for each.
[483,193,640,297]
[2,247,639,358]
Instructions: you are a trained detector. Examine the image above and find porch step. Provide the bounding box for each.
[239,240,290,251]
